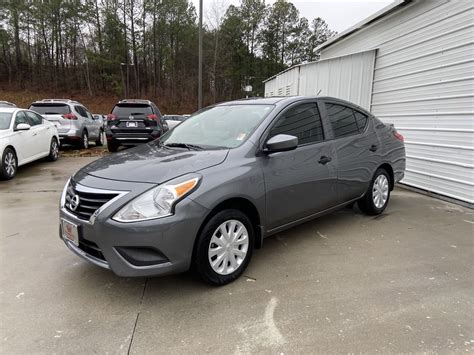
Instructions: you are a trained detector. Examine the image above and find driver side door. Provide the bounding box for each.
[260,101,338,231]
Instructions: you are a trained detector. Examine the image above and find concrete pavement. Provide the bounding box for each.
[0,156,472,353]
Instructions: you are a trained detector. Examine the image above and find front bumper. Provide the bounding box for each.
[59,178,209,277]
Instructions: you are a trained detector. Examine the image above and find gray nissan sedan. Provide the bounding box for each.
[60,96,405,285]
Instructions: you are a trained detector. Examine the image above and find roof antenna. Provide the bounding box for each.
[316,89,322,96]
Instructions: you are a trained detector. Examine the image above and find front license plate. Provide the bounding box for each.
[61,219,79,246]
[127,121,137,128]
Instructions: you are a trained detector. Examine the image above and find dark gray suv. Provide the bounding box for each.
[60,96,406,285]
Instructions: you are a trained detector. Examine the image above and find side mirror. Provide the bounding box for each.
[15,123,31,131]
[264,134,298,153]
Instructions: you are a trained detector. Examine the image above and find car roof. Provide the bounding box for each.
[118,99,153,105]
[31,99,81,105]
[216,95,370,113]
[0,107,21,113]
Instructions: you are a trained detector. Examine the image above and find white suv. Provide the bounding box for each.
[29,99,104,149]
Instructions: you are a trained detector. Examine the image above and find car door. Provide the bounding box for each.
[74,106,91,138]
[12,111,37,163]
[260,101,338,230]
[84,108,100,139]
[323,101,381,203]
[25,111,50,155]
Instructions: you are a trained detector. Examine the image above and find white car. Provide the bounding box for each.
[0,108,60,180]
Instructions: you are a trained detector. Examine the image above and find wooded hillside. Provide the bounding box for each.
[0,0,335,112]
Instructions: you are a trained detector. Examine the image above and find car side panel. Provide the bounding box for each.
[188,147,267,230]
[319,101,383,203]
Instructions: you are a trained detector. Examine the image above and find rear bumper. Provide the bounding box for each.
[107,133,160,145]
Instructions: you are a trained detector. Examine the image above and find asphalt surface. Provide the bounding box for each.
[0,155,472,354]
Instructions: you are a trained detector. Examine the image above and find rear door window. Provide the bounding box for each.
[269,103,324,145]
[325,103,359,138]
[75,106,88,118]
[29,104,70,115]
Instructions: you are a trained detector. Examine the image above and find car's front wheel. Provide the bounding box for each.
[47,138,59,161]
[358,168,391,215]
[107,141,119,152]
[1,148,17,180]
[194,209,254,286]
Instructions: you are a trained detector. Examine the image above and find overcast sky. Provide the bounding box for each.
[194,0,394,33]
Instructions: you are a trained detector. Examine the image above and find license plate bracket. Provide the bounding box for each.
[61,219,79,246]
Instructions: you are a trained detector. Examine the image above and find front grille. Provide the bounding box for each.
[65,182,118,221]
[79,237,106,262]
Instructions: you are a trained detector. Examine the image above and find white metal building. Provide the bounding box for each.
[263,0,474,205]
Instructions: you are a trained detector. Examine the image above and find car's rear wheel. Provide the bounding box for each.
[95,130,104,146]
[194,209,254,286]
[80,131,89,149]
[1,148,17,180]
[47,138,59,161]
[107,141,119,152]
[358,168,391,215]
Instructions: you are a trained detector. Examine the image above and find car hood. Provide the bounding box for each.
[75,142,229,184]
[0,130,12,139]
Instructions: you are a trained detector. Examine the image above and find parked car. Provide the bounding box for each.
[59,96,405,285]
[0,101,17,108]
[29,99,104,149]
[1,107,59,180]
[163,114,187,130]
[105,99,168,152]
[93,114,107,129]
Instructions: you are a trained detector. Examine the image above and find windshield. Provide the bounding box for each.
[0,113,12,130]
[160,104,273,149]
[29,104,70,115]
[0,112,12,130]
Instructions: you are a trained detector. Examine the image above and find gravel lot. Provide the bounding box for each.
[0,154,472,353]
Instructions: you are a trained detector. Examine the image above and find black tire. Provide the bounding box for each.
[79,131,89,149]
[47,138,59,161]
[193,209,254,286]
[1,148,17,180]
[107,141,119,152]
[358,168,391,215]
[95,130,104,146]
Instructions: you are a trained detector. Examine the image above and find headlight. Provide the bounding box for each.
[113,175,200,222]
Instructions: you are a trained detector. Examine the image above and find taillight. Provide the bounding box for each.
[394,132,404,142]
[62,113,78,120]
[147,114,158,120]
[107,114,117,121]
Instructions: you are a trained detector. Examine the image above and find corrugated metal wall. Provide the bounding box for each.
[319,0,474,204]
[264,51,376,110]
[299,51,376,109]
[264,67,300,98]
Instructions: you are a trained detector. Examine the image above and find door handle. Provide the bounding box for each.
[318,156,332,165]
[33,132,38,136]
[369,144,378,152]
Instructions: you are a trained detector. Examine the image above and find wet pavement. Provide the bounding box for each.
[0,155,473,353]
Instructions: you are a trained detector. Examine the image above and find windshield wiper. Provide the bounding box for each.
[164,142,204,150]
